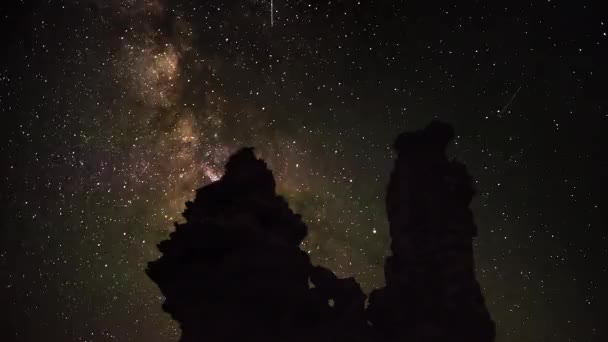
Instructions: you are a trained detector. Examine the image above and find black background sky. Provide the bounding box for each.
[1,0,607,341]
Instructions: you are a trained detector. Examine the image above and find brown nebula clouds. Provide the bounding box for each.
[101,0,378,282]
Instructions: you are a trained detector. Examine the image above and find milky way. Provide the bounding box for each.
[1,1,607,341]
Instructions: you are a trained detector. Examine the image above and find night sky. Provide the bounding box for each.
[1,0,607,341]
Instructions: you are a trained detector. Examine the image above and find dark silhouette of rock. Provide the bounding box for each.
[146,147,367,342]
[367,120,496,342]
[147,122,495,342]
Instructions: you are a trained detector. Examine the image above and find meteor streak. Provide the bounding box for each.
[498,86,522,114]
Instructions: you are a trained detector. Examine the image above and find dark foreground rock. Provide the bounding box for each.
[146,148,367,342]
[147,122,495,342]
[367,121,496,342]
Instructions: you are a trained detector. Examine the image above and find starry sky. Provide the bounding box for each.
[1,0,607,341]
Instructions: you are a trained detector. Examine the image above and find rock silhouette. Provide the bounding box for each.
[146,147,367,342]
[147,122,495,342]
[366,121,496,341]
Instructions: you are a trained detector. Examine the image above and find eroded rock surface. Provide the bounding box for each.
[148,122,495,342]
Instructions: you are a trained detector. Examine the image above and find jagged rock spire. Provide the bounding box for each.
[367,120,496,342]
[147,147,366,342]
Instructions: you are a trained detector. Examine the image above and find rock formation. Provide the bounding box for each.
[146,148,367,342]
[147,122,495,342]
[367,121,496,341]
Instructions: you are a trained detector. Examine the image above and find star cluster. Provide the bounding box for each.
[1,1,607,341]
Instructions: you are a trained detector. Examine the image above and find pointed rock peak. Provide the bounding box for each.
[180,147,306,246]
[221,147,276,195]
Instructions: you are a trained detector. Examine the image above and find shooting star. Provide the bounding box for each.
[271,0,274,26]
[498,86,522,114]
